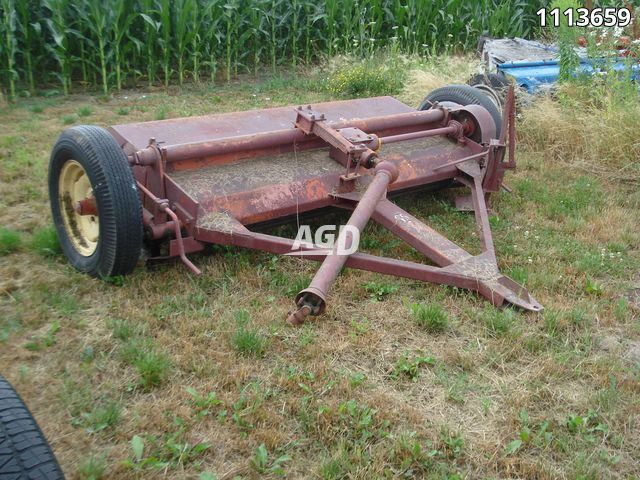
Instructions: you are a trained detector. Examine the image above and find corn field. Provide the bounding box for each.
[0,0,544,98]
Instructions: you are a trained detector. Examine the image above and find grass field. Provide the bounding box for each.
[0,57,639,479]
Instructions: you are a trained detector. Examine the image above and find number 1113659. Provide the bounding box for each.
[536,7,632,27]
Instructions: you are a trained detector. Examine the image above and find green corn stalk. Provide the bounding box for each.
[75,0,109,94]
[111,0,136,91]
[324,0,338,56]
[339,0,356,54]
[190,0,202,83]
[233,1,253,77]
[140,0,160,86]
[304,0,326,62]
[155,0,172,87]
[1,0,17,100]
[303,1,312,64]
[15,0,35,92]
[365,1,384,58]
[244,1,265,76]
[173,0,196,85]
[43,0,73,94]
[259,0,278,74]
[201,0,222,83]
[79,40,87,83]
[123,13,144,86]
[357,5,365,57]
[222,0,238,83]
[290,0,298,72]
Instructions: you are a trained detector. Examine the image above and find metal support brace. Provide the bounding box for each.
[136,181,201,275]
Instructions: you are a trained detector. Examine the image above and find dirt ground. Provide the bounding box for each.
[1,61,639,479]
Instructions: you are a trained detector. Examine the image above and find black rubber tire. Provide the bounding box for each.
[467,73,511,112]
[418,84,502,137]
[468,72,511,91]
[0,375,64,480]
[49,125,143,278]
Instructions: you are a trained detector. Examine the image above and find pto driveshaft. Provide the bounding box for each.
[287,160,399,324]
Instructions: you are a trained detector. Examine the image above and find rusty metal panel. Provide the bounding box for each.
[168,136,471,226]
[110,96,414,152]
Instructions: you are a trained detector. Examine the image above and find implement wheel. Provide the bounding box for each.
[49,126,142,277]
[418,84,502,136]
[0,375,64,479]
[468,72,511,110]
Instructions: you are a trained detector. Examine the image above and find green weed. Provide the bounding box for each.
[120,338,172,390]
[483,308,517,337]
[297,323,316,346]
[326,56,407,97]
[154,105,169,121]
[59,377,93,418]
[199,473,218,480]
[392,433,442,474]
[348,317,369,336]
[231,310,268,357]
[29,226,61,257]
[77,105,92,117]
[73,402,120,433]
[108,318,138,341]
[583,276,603,296]
[318,445,354,479]
[612,298,629,322]
[230,382,271,433]
[185,386,221,418]
[134,349,171,390]
[125,426,210,471]
[24,321,60,351]
[0,227,21,255]
[348,372,366,388]
[44,290,80,317]
[335,399,389,444]
[593,375,621,412]
[62,114,77,125]
[392,353,435,381]
[503,409,553,456]
[439,428,464,459]
[0,315,21,343]
[78,453,107,480]
[411,303,449,333]
[565,306,589,328]
[362,281,399,301]
[250,443,291,476]
[103,275,125,286]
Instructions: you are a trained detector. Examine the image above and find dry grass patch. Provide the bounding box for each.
[519,84,640,186]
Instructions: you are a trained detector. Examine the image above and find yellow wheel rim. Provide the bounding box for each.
[58,160,99,256]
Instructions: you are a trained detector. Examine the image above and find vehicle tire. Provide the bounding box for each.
[418,84,502,136]
[48,125,143,278]
[468,72,510,91]
[468,72,511,110]
[0,375,64,480]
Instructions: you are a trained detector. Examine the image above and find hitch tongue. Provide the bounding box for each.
[287,161,399,325]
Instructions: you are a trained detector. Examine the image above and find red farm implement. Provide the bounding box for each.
[48,85,542,324]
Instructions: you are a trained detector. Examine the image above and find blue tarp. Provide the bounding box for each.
[481,38,640,93]
[498,59,640,93]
